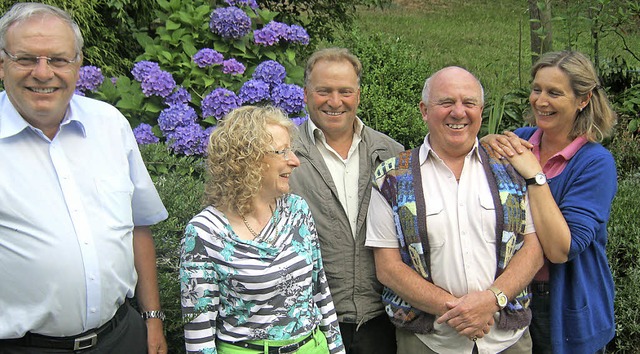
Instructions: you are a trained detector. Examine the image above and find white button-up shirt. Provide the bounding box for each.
[0,93,167,337]
[307,118,362,238]
[366,135,534,354]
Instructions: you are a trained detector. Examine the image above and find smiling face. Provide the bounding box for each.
[0,14,81,138]
[419,67,484,159]
[303,59,360,141]
[529,66,589,138]
[259,124,301,201]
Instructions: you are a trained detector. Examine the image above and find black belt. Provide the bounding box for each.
[221,331,314,354]
[1,302,128,351]
[531,281,550,295]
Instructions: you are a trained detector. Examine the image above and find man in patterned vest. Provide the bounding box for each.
[365,66,543,354]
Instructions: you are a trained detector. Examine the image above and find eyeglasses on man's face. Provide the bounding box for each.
[269,147,294,160]
[1,48,80,70]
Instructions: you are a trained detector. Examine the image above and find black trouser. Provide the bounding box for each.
[0,302,147,354]
[339,314,397,354]
[530,281,606,354]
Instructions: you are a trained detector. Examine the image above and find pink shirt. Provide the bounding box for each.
[529,129,587,281]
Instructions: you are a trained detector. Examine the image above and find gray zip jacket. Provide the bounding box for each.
[290,119,403,325]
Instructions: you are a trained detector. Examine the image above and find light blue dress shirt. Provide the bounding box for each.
[0,93,168,338]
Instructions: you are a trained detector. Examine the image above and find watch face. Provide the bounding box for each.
[535,173,547,185]
[498,294,508,307]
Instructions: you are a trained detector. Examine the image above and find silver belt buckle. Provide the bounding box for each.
[73,332,98,350]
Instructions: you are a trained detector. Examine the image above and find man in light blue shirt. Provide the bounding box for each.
[0,3,168,353]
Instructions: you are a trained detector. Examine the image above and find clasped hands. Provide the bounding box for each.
[436,290,498,341]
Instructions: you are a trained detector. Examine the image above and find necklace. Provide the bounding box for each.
[240,214,259,238]
[240,203,276,239]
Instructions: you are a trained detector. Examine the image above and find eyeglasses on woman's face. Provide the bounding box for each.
[268,147,294,160]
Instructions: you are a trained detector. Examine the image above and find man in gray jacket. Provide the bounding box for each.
[290,47,404,354]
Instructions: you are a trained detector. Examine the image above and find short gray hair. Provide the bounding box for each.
[0,2,84,55]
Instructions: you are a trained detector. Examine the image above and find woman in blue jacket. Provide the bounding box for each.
[483,50,617,354]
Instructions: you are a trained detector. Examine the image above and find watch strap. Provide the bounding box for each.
[141,310,166,321]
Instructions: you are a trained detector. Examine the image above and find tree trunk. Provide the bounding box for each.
[528,0,553,65]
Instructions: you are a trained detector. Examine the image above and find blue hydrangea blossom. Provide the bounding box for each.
[224,0,258,9]
[193,48,224,68]
[140,70,176,98]
[238,79,271,104]
[76,66,104,93]
[222,58,246,75]
[252,60,286,88]
[210,6,252,39]
[271,83,305,115]
[131,61,161,81]
[164,87,192,106]
[158,103,198,138]
[133,123,160,145]
[201,88,241,120]
[167,123,209,156]
[286,25,310,45]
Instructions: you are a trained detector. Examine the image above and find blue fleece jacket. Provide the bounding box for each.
[516,127,616,354]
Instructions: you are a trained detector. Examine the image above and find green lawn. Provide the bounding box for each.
[355,0,640,100]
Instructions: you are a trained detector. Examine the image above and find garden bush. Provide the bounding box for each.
[78,0,310,157]
[331,29,430,148]
[607,175,640,353]
[139,143,206,353]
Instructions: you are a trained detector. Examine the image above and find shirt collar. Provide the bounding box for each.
[530,128,588,162]
[0,93,86,140]
[307,115,364,142]
[419,133,481,165]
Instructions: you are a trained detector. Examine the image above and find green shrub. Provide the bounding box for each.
[331,29,430,148]
[607,175,640,353]
[139,143,205,353]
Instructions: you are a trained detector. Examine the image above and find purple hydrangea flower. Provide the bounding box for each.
[210,6,252,40]
[222,58,246,75]
[167,123,208,156]
[131,61,161,81]
[253,27,279,46]
[271,83,305,115]
[193,48,224,68]
[133,123,160,145]
[76,65,104,92]
[238,79,271,104]
[224,0,258,9]
[111,77,118,85]
[252,60,286,87]
[201,126,215,154]
[265,21,290,39]
[73,90,85,96]
[201,88,241,120]
[286,25,310,45]
[164,87,192,106]
[290,114,309,126]
[158,103,198,138]
[140,70,176,98]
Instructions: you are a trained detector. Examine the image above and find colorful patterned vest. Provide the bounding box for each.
[373,145,532,334]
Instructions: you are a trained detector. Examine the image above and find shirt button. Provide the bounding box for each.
[90,308,97,313]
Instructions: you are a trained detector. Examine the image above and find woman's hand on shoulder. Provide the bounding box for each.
[481,131,533,158]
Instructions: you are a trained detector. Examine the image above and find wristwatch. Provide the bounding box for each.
[489,286,508,310]
[525,172,547,186]
[141,310,166,321]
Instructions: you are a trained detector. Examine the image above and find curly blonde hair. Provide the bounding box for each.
[204,105,296,215]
